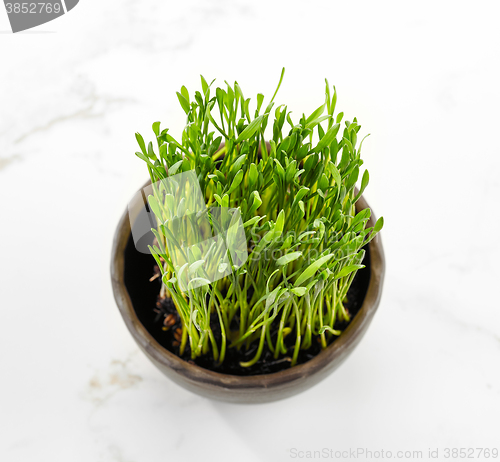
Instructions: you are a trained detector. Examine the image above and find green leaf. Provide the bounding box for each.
[248,191,262,215]
[177,197,186,217]
[273,158,285,181]
[293,187,310,206]
[354,169,369,201]
[280,234,293,249]
[256,93,264,113]
[285,160,297,183]
[374,216,384,233]
[335,264,365,280]
[304,153,318,173]
[298,200,305,214]
[290,287,308,297]
[305,114,332,130]
[295,254,334,287]
[306,104,325,124]
[189,259,206,275]
[248,163,258,187]
[168,159,183,176]
[277,251,302,266]
[230,154,247,174]
[269,67,285,105]
[275,209,285,235]
[243,215,265,228]
[135,133,147,155]
[200,75,209,95]
[176,92,190,114]
[318,173,329,191]
[346,165,359,191]
[325,78,331,110]
[147,195,162,220]
[314,123,340,153]
[350,208,371,231]
[342,136,354,156]
[180,85,190,102]
[236,115,264,143]
[188,278,211,289]
[328,162,342,188]
[227,169,243,195]
[147,142,156,160]
[298,231,315,241]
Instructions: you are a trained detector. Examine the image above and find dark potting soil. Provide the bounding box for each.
[124,223,370,376]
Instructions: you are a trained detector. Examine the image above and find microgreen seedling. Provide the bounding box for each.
[135,69,383,367]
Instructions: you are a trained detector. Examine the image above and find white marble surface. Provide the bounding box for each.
[1,1,500,461]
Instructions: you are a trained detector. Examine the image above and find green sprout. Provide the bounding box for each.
[134,69,383,368]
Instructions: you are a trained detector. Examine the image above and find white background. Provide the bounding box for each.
[1,1,499,461]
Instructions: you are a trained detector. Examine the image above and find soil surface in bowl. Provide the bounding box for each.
[124,224,370,376]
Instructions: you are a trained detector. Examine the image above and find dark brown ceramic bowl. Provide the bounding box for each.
[111,184,385,404]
